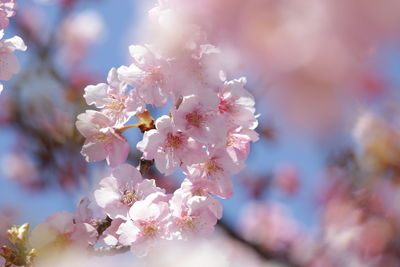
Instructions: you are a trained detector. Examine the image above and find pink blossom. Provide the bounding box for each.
[1,151,40,188]
[137,115,206,175]
[169,188,222,239]
[351,218,393,258]
[117,45,171,107]
[75,110,129,167]
[192,44,225,91]
[71,0,260,256]
[274,164,300,195]
[117,193,171,257]
[30,199,97,251]
[94,163,164,219]
[218,77,258,129]
[239,202,301,252]
[172,91,226,144]
[84,68,145,126]
[179,179,224,218]
[74,197,95,224]
[147,4,208,60]
[0,0,15,30]
[180,177,216,197]
[58,10,104,63]
[0,30,27,89]
[166,43,225,97]
[226,127,259,163]
[185,146,243,198]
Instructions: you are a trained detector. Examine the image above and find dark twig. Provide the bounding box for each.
[95,216,112,237]
[217,220,301,267]
[139,158,154,176]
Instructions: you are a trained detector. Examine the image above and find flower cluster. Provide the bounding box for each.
[0,0,26,94]
[74,0,258,257]
[30,198,98,253]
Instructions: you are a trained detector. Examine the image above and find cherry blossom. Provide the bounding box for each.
[185,146,244,199]
[117,45,171,107]
[239,202,302,252]
[218,77,258,129]
[0,1,25,94]
[172,91,226,144]
[75,110,129,167]
[94,163,164,219]
[137,115,206,175]
[2,151,41,189]
[169,188,222,239]
[166,43,225,97]
[70,0,259,258]
[226,127,259,163]
[30,199,97,252]
[117,193,171,257]
[84,68,145,126]
[274,164,300,195]
[58,9,104,63]
[0,0,15,30]
[0,30,27,92]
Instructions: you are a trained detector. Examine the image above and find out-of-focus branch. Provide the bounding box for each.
[217,220,300,267]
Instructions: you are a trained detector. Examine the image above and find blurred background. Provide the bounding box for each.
[2,0,400,266]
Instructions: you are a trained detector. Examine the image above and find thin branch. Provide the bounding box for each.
[217,220,301,267]
[139,158,154,176]
[95,216,112,237]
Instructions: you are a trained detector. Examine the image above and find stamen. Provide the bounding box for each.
[182,216,196,230]
[93,133,112,143]
[165,133,182,149]
[205,159,222,174]
[107,100,125,111]
[186,111,203,127]
[121,189,136,206]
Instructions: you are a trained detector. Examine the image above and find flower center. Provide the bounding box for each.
[226,135,234,147]
[121,190,136,206]
[218,98,233,113]
[205,159,222,175]
[193,187,209,196]
[165,133,182,149]
[93,133,112,143]
[141,222,158,237]
[107,99,125,111]
[182,215,196,230]
[186,111,203,128]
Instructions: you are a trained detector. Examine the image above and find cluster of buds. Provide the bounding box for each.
[0,224,36,266]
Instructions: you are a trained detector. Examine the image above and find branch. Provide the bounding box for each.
[217,220,301,267]
[139,158,154,176]
[95,216,112,237]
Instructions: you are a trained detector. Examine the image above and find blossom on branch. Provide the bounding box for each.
[75,110,130,167]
